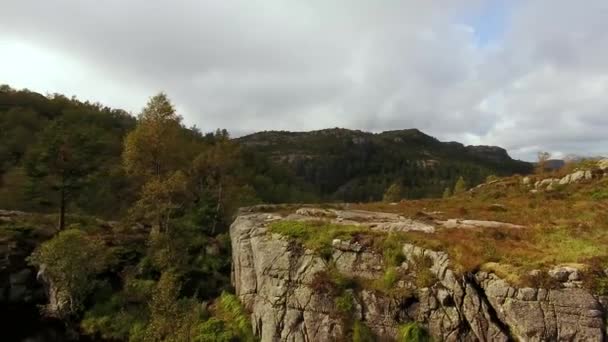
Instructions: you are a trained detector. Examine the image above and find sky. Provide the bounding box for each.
[1,0,607,161]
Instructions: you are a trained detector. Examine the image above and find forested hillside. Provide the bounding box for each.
[1,85,532,217]
[1,85,314,341]
[0,85,315,221]
[239,129,532,201]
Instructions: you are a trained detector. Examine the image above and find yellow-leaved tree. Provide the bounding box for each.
[123,93,195,233]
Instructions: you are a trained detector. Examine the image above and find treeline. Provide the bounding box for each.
[239,129,532,202]
[0,85,316,222]
[6,89,304,341]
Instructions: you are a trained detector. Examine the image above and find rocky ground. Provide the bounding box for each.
[230,207,607,341]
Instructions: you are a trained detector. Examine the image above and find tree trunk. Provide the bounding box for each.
[212,182,222,235]
[58,183,66,231]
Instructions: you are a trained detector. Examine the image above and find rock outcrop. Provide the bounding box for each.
[530,159,608,191]
[231,209,607,341]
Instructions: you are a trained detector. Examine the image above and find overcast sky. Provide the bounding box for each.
[1,0,607,161]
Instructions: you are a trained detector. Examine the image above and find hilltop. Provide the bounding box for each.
[238,128,532,201]
[231,158,608,341]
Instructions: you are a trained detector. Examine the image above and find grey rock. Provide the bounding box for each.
[231,212,606,342]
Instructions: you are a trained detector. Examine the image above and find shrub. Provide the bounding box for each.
[410,255,437,288]
[334,290,355,314]
[380,234,407,267]
[519,270,561,289]
[310,269,356,296]
[381,267,399,289]
[196,318,238,342]
[353,320,375,342]
[28,229,108,318]
[383,182,403,202]
[398,322,431,342]
[213,292,255,342]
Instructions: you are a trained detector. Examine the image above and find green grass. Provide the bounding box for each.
[398,322,431,342]
[268,220,366,259]
[352,320,375,342]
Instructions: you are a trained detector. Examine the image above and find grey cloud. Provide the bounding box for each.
[1,0,607,160]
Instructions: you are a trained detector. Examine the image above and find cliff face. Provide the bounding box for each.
[230,208,607,341]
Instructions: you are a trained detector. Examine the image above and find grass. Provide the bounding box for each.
[268,220,366,259]
[268,168,608,289]
[352,320,375,342]
[352,170,608,287]
[398,322,431,342]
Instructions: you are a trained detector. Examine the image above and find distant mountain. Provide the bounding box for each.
[237,128,532,201]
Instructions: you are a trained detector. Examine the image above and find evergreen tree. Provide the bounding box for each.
[25,118,101,230]
[442,187,452,198]
[453,176,467,195]
[383,182,402,202]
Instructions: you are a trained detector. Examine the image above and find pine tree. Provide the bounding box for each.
[442,187,452,198]
[25,119,100,230]
[453,176,467,195]
[383,182,402,202]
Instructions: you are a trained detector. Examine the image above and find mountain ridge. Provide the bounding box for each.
[237,127,532,201]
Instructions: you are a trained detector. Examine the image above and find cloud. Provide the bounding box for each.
[1,0,607,160]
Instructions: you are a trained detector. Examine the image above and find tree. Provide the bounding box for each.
[383,182,402,202]
[453,176,467,195]
[189,133,258,234]
[123,93,195,232]
[130,171,189,233]
[28,229,107,318]
[145,272,199,342]
[25,119,100,230]
[123,93,191,180]
[442,187,452,199]
[536,151,551,174]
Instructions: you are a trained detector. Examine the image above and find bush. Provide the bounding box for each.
[353,320,375,342]
[380,234,407,267]
[310,269,356,296]
[196,318,239,342]
[410,255,437,288]
[398,322,431,342]
[28,229,108,318]
[211,292,255,342]
[334,290,355,314]
[381,267,399,289]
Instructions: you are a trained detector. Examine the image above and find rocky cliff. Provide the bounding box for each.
[230,206,607,341]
